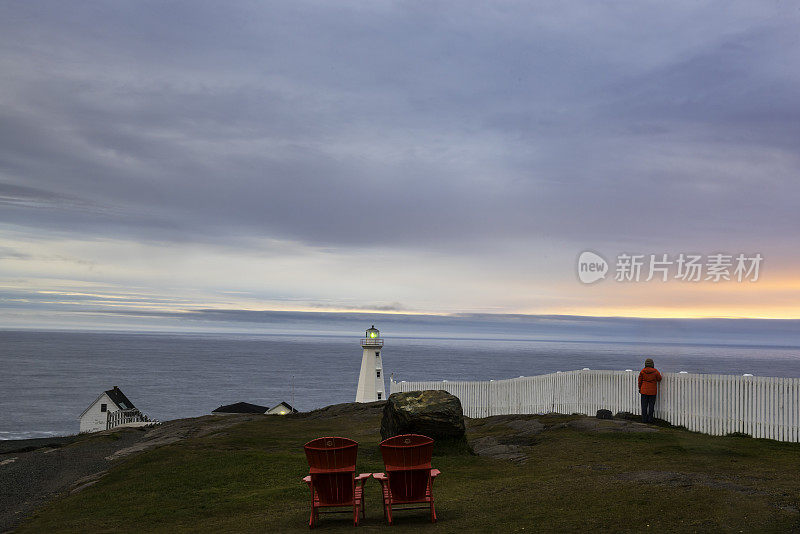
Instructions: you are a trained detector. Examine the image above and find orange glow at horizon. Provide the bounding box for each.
[528,271,800,319]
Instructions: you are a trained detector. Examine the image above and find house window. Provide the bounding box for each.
[375,352,380,358]
[377,393,382,400]
[376,370,381,378]
[100,403,107,412]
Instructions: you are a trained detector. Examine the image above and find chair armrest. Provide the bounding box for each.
[355,473,372,485]
[373,472,388,483]
[302,475,311,484]
[429,469,441,488]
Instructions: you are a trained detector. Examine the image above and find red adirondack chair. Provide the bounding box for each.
[373,434,441,525]
[302,437,371,528]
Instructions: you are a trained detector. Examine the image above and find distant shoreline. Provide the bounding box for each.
[0,434,80,453]
[2,327,800,350]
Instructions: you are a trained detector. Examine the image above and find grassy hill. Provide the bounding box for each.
[16,403,800,533]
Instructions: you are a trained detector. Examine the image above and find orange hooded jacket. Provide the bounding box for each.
[638,367,662,395]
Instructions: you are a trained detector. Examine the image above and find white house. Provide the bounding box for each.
[266,401,297,415]
[79,386,152,433]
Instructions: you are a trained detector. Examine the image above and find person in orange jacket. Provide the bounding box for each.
[638,358,662,423]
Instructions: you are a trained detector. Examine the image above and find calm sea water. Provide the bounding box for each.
[2,329,800,439]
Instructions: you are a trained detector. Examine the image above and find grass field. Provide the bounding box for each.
[17,404,800,533]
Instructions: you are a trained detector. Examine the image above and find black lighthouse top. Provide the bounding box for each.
[362,325,383,347]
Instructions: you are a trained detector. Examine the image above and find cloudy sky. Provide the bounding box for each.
[1,1,800,330]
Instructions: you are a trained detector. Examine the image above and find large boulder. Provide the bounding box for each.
[380,390,466,443]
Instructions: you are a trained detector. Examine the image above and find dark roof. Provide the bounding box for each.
[212,402,269,414]
[105,386,136,410]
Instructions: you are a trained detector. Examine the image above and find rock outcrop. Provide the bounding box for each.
[380,390,466,443]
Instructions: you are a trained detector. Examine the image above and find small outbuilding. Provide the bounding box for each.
[267,401,297,415]
[212,402,269,414]
[79,386,151,433]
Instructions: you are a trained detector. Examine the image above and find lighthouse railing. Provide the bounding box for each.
[389,370,800,443]
[361,338,384,346]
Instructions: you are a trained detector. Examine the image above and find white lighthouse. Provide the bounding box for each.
[355,325,385,402]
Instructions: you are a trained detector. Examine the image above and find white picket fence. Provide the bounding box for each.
[390,370,800,443]
[106,408,154,430]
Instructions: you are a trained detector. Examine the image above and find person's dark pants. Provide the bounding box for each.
[641,394,656,423]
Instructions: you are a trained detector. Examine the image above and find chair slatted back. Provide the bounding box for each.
[304,437,358,506]
[380,434,433,470]
[380,434,434,502]
[388,468,430,501]
[309,472,355,505]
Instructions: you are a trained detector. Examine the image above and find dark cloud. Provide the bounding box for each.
[0,1,798,254]
[307,302,406,312]
[0,183,100,212]
[25,306,800,347]
[0,246,33,260]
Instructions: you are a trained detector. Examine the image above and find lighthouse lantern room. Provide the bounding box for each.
[356,325,385,402]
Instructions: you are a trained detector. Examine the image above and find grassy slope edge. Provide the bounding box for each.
[17,405,800,533]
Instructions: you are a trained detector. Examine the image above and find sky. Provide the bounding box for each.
[1,1,800,331]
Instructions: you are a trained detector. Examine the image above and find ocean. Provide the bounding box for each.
[2,328,800,440]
